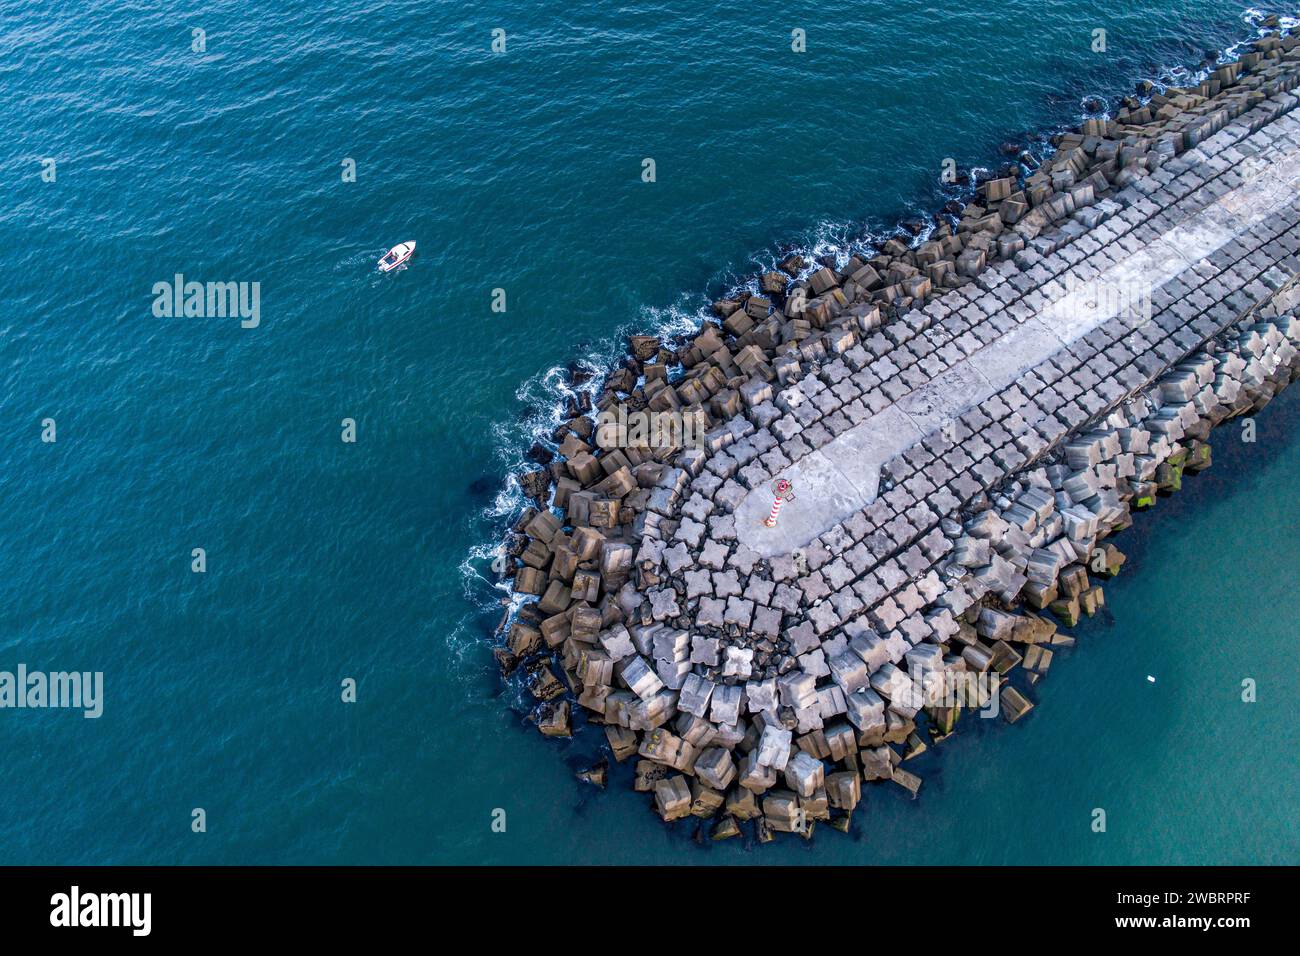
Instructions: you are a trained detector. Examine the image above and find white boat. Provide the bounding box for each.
[377,241,416,272]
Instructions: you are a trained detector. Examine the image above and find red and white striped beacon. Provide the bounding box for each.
[763,477,796,528]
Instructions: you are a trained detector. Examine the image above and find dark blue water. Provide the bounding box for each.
[0,0,1295,863]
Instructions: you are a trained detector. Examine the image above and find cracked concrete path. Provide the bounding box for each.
[736,141,1300,558]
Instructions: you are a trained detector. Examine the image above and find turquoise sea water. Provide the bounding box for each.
[0,0,1295,864]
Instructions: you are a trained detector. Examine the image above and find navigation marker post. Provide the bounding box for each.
[764,478,795,528]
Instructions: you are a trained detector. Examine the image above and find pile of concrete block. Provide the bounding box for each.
[490,25,1300,841]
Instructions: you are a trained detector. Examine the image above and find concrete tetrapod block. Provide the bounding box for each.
[755,723,793,770]
[694,747,737,791]
[654,776,692,821]
[783,750,826,798]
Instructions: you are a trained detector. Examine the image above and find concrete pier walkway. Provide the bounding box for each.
[734,139,1300,557]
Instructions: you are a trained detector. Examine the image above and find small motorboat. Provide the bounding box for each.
[378,241,416,272]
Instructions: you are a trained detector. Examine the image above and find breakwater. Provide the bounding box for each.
[492,23,1300,841]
